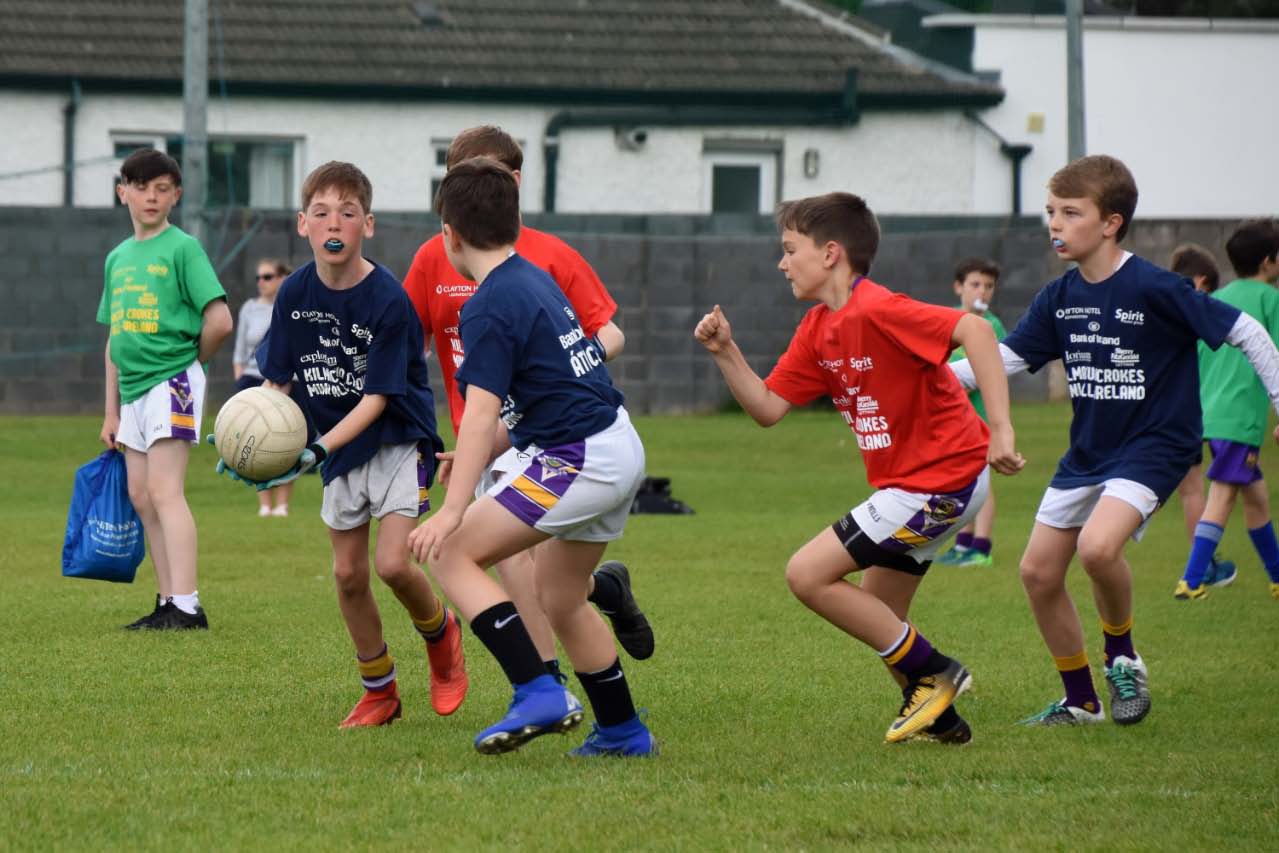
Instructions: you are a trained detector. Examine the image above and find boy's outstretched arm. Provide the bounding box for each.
[1225,312,1279,445]
[694,305,791,426]
[198,298,234,365]
[947,343,1028,391]
[953,314,1025,475]
[100,338,119,449]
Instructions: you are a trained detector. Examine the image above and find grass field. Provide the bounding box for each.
[2,404,1277,850]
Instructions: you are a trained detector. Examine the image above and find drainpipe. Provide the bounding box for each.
[63,78,81,206]
[542,71,860,213]
[965,110,1033,218]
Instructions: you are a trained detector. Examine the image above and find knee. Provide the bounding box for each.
[333,560,369,597]
[128,483,152,515]
[374,556,413,588]
[535,582,578,623]
[1019,558,1059,599]
[785,557,821,605]
[1076,534,1121,575]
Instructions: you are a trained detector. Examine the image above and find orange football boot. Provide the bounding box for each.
[426,609,469,716]
[339,682,402,729]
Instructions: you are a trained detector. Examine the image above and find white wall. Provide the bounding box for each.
[555,111,979,215]
[928,16,1279,218]
[0,90,980,215]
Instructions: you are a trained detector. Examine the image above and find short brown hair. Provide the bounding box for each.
[301,161,372,213]
[1169,243,1220,292]
[775,192,880,275]
[953,257,1001,284]
[446,126,524,171]
[1225,219,1279,279]
[1048,155,1138,242]
[120,148,182,186]
[434,157,520,250]
[257,257,293,278]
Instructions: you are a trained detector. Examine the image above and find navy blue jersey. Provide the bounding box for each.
[258,261,443,485]
[456,254,623,450]
[1003,254,1240,500]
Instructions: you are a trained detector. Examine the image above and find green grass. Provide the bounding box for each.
[2,404,1277,850]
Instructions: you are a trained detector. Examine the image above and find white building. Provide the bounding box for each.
[923,13,1279,218]
[0,0,1010,216]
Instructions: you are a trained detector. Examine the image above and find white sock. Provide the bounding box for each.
[171,592,200,614]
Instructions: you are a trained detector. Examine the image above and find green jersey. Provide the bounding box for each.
[1198,278,1279,446]
[96,225,225,403]
[948,309,1007,421]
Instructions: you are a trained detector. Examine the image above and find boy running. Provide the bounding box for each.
[224,161,466,727]
[99,148,233,630]
[695,192,1023,744]
[409,158,655,757]
[950,156,1279,727]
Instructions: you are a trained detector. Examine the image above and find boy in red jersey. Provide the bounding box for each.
[403,127,653,679]
[695,192,1023,744]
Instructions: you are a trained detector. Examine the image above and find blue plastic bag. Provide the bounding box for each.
[62,450,145,583]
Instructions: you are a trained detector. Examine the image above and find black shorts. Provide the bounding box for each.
[831,512,931,577]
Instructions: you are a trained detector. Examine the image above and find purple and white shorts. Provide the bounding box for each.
[1206,439,1263,486]
[117,360,206,451]
[487,407,645,542]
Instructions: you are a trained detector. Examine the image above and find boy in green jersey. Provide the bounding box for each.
[1176,220,1279,601]
[97,148,233,629]
[937,258,1007,568]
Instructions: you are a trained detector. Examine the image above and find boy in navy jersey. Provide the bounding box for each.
[408,158,654,758]
[951,156,1279,727]
[224,162,467,728]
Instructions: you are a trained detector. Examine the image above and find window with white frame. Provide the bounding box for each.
[112,135,298,208]
[702,143,780,215]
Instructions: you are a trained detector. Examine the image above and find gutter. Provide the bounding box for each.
[543,71,860,213]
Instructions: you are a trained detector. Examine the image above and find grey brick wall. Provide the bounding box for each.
[0,206,1245,416]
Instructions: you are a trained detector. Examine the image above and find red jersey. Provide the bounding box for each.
[403,227,618,433]
[764,279,989,493]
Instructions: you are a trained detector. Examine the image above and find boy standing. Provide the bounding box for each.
[237,162,466,727]
[1176,219,1279,601]
[950,156,1279,727]
[937,258,1007,568]
[402,126,653,675]
[408,159,654,758]
[99,148,233,630]
[694,192,1023,744]
[1169,244,1235,587]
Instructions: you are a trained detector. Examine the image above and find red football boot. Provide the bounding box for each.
[339,682,402,729]
[426,609,469,716]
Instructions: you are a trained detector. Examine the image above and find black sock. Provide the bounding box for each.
[588,570,623,611]
[469,602,547,686]
[545,658,565,684]
[928,704,960,732]
[575,658,637,727]
[915,649,951,679]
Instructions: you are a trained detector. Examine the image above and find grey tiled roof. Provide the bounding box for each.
[0,0,1000,104]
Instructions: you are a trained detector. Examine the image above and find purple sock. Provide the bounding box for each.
[882,626,945,679]
[1059,665,1100,713]
[971,537,992,556]
[1103,624,1136,666]
[955,532,974,550]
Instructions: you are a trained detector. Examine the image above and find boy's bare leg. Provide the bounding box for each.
[1199,480,1239,527]
[1240,479,1269,529]
[860,567,923,621]
[973,493,996,540]
[495,547,558,661]
[784,528,909,649]
[145,439,197,595]
[1076,497,1143,629]
[534,540,611,672]
[124,447,171,597]
[430,498,546,620]
[1177,464,1206,540]
[373,513,442,621]
[1018,522,1084,657]
[329,523,385,658]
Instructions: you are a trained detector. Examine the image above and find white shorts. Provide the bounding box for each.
[1035,478,1160,542]
[322,442,428,531]
[116,360,206,452]
[835,468,991,574]
[487,407,645,542]
[477,445,526,499]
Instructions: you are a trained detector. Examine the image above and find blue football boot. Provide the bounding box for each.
[569,714,657,758]
[474,675,584,754]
